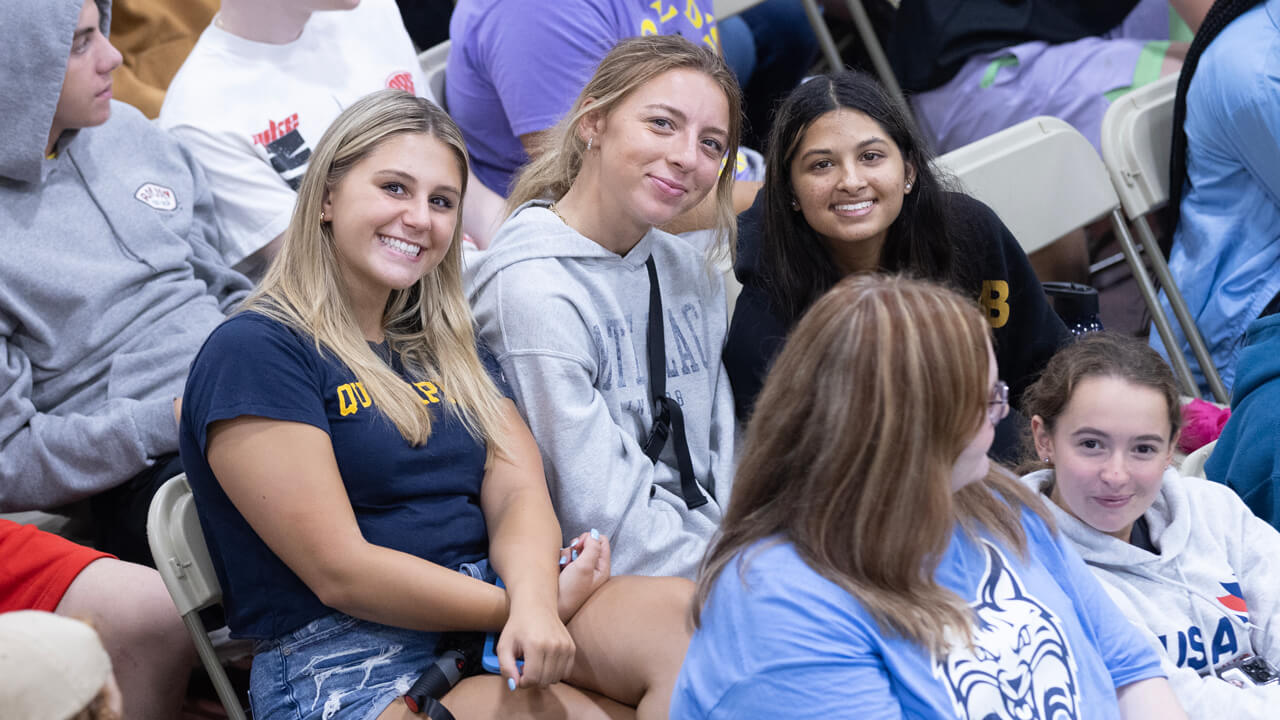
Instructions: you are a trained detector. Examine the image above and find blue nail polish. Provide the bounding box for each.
[590,528,600,540]
[559,556,568,566]
[508,677,516,691]
[571,549,578,561]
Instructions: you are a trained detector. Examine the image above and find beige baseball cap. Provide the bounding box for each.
[0,610,113,720]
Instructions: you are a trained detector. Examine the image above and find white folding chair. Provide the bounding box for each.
[417,39,450,111]
[716,0,844,80]
[147,474,249,720]
[936,115,1201,397]
[1101,74,1228,403]
[1180,438,1217,479]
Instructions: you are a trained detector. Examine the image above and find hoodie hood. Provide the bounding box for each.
[1227,313,1280,405]
[0,0,112,184]
[1022,467,1191,569]
[465,200,658,293]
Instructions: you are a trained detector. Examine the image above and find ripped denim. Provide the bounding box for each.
[248,559,493,720]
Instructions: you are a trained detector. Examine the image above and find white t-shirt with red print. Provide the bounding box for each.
[160,0,435,272]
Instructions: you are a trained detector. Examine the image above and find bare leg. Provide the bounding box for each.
[564,576,694,720]
[56,558,194,720]
[378,675,633,719]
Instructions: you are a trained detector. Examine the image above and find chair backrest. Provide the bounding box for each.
[1100,74,1179,219]
[936,116,1120,254]
[1180,438,1217,479]
[715,0,767,17]
[417,39,451,110]
[146,474,222,617]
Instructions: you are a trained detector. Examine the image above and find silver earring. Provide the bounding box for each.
[586,136,594,151]
[905,182,913,192]
[1042,457,1051,464]
[790,198,799,210]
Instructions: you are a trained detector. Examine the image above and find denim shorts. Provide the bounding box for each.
[249,559,494,720]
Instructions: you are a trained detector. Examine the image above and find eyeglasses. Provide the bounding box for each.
[988,380,1009,426]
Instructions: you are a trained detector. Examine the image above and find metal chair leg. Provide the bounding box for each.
[799,0,844,71]
[844,0,909,114]
[1110,210,1200,397]
[1132,216,1230,403]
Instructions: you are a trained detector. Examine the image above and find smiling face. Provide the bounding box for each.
[322,132,462,321]
[49,0,122,151]
[950,340,998,491]
[582,68,730,240]
[1033,375,1175,541]
[788,109,915,274]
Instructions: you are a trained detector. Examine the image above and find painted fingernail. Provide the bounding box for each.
[559,556,568,566]
[571,549,578,561]
[590,528,600,540]
[508,677,516,691]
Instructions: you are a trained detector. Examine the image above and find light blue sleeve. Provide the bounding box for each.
[673,546,906,720]
[1026,512,1166,689]
[1219,44,1280,207]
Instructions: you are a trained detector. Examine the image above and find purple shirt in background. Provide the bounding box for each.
[447,0,723,196]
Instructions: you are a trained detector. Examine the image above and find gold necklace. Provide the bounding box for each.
[548,201,570,226]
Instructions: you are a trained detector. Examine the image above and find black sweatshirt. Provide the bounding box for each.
[725,191,1070,460]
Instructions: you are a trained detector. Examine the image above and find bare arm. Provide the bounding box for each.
[206,417,509,631]
[1116,677,1188,720]
[462,167,506,249]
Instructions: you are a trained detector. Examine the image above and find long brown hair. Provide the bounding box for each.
[506,34,742,252]
[693,274,1049,653]
[244,90,507,451]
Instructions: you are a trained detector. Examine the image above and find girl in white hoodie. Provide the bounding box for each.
[1021,332,1280,717]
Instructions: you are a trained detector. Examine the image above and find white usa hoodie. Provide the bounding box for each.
[1023,468,1280,717]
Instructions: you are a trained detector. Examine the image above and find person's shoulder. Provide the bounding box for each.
[1196,8,1280,108]
[202,311,309,359]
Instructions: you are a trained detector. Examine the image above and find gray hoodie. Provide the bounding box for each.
[1023,468,1280,717]
[467,202,736,578]
[0,0,250,511]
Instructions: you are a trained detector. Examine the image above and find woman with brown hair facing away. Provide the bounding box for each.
[671,275,1186,719]
[179,89,690,720]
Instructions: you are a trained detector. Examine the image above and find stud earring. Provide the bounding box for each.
[790,198,799,210]
[586,136,594,151]
[1042,457,1051,464]
[905,182,913,192]
[319,211,326,222]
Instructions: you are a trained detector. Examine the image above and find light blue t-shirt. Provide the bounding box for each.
[672,508,1165,719]
[1155,0,1280,395]
[446,0,724,196]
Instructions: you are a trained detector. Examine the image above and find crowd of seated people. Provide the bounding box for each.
[3,0,1279,718]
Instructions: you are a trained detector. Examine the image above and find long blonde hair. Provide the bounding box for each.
[506,34,742,251]
[693,274,1050,653]
[243,89,507,450]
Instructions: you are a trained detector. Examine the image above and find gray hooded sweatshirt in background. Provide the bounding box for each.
[467,202,736,578]
[1023,468,1280,717]
[0,0,250,511]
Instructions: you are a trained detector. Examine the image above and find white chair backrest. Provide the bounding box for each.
[936,116,1120,255]
[1180,438,1217,479]
[417,39,451,109]
[715,0,767,17]
[146,474,221,617]
[1100,74,1179,219]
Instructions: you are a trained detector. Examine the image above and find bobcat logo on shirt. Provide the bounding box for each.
[134,183,177,211]
[386,71,415,93]
[934,542,1081,720]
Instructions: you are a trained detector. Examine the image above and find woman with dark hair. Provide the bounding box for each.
[1157,0,1278,396]
[673,275,1184,719]
[726,70,1068,457]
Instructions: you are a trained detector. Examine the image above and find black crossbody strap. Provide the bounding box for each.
[639,257,708,510]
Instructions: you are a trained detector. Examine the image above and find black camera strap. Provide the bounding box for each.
[639,256,708,510]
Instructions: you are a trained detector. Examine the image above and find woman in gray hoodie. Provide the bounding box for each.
[468,35,740,579]
[1021,333,1280,716]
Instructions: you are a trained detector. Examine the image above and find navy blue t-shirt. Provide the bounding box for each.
[179,312,511,640]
